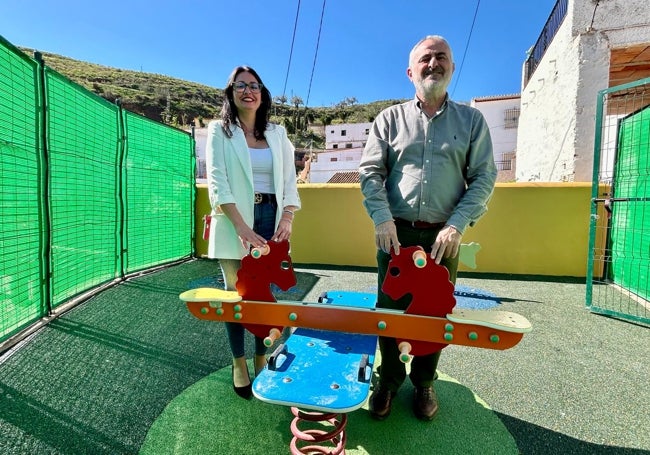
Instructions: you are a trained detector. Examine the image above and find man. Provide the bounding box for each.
[359,35,497,421]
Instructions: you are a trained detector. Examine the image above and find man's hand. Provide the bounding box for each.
[375,220,400,254]
[431,225,462,264]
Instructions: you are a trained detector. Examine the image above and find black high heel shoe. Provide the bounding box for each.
[231,365,252,400]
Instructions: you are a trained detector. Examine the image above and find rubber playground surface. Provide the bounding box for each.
[1,258,648,454]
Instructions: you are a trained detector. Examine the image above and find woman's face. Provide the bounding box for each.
[232,71,262,115]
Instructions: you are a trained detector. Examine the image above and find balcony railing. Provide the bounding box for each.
[524,0,569,87]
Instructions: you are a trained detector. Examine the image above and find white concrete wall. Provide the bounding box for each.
[516,0,650,183]
[517,3,581,182]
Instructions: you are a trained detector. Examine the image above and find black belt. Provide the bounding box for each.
[254,192,276,204]
[394,217,446,229]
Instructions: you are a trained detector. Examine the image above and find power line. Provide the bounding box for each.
[305,0,327,107]
[451,0,481,99]
[282,0,301,100]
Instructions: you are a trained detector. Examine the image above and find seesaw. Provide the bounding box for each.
[180,240,531,454]
[180,241,531,355]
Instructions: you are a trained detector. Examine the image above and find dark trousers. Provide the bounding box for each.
[375,224,459,392]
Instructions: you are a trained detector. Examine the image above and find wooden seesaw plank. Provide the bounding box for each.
[448,308,532,333]
[181,294,531,351]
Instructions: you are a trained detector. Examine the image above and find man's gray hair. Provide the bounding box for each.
[408,35,453,65]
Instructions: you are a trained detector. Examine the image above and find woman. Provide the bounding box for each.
[205,66,301,399]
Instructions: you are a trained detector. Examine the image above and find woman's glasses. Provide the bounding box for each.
[232,81,263,93]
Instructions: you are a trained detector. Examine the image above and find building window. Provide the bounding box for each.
[331,157,338,162]
[345,143,352,148]
[341,130,347,136]
[333,144,338,149]
[365,128,370,135]
[495,151,515,170]
[504,108,520,129]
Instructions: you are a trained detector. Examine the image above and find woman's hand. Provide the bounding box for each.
[234,223,267,250]
[219,203,267,250]
[271,213,293,242]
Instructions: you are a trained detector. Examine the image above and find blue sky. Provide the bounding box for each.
[1,0,558,106]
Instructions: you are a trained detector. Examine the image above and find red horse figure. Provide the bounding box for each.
[381,245,457,355]
[236,239,297,338]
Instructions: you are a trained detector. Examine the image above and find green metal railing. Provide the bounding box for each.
[0,35,196,345]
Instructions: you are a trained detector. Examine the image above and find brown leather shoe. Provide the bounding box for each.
[369,385,395,420]
[413,386,438,421]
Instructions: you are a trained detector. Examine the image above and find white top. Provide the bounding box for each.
[250,147,274,193]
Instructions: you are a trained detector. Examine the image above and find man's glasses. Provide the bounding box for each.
[232,81,263,93]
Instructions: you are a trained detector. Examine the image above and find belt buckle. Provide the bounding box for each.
[254,192,263,204]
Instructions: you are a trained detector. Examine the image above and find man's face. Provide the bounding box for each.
[407,38,455,97]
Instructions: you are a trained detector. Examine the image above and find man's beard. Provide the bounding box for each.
[415,75,449,98]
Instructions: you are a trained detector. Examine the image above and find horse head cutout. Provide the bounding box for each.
[382,246,457,354]
[236,239,297,302]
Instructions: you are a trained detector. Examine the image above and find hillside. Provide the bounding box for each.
[22,48,223,126]
[19,47,405,149]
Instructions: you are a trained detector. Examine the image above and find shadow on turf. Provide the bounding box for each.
[0,381,132,454]
[497,413,649,455]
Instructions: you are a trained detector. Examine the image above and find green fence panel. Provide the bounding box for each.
[122,111,195,273]
[0,37,46,339]
[45,69,122,307]
[588,78,650,326]
[610,105,650,302]
[0,35,196,347]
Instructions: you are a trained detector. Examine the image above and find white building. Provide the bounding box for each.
[193,127,208,183]
[516,0,650,182]
[310,98,524,183]
[308,149,364,183]
[325,123,372,150]
[308,122,372,183]
[471,94,520,182]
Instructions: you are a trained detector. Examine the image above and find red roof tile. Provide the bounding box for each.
[327,171,360,184]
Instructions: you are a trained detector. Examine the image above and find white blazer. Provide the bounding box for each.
[205,120,301,259]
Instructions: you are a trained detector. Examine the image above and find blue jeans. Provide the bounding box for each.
[220,200,277,358]
[375,224,459,391]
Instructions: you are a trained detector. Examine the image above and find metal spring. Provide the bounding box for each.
[289,407,348,454]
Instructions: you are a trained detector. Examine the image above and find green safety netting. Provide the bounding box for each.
[123,111,195,273]
[45,69,123,305]
[0,35,195,344]
[0,37,46,340]
[610,105,650,302]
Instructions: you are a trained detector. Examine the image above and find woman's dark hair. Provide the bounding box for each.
[220,66,272,140]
